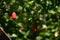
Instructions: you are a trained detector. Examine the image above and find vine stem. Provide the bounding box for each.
[0,27,12,40]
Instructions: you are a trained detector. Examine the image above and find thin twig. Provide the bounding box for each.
[0,27,12,40]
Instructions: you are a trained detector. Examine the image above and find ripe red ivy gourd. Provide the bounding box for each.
[12,12,16,20]
[33,22,37,32]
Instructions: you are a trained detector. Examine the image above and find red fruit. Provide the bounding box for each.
[12,12,16,20]
[34,28,37,32]
[34,22,37,32]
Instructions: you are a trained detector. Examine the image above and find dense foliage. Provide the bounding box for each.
[0,0,60,40]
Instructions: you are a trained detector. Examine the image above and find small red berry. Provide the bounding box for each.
[12,12,16,20]
[34,22,37,32]
[34,28,37,32]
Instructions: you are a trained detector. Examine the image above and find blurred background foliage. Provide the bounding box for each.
[0,0,60,40]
